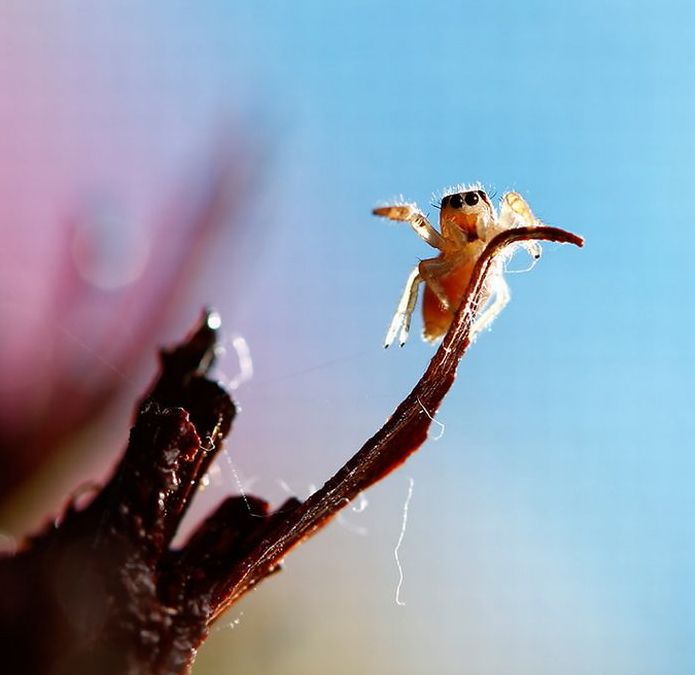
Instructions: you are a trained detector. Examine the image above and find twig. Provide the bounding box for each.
[208,225,583,621]
[0,225,582,674]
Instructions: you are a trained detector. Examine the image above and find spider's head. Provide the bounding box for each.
[440,188,494,241]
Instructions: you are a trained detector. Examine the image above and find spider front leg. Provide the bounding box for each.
[385,266,421,348]
[372,203,445,250]
[418,257,454,311]
[499,192,543,260]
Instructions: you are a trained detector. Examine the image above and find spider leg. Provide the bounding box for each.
[373,203,445,250]
[418,257,454,311]
[471,269,510,337]
[498,192,542,260]
[384,266,422,348]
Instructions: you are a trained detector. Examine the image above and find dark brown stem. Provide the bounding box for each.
[0,226,582,674]
[208,225,584,621]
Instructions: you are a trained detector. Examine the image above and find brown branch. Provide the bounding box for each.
[208,225,584,621]
[0,312,250,675]
[0,225,582,674]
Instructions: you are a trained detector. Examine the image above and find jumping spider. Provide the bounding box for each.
[373,186,544,347]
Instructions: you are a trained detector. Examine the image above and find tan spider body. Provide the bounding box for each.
[373,186,543,347]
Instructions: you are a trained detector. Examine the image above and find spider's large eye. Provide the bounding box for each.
[464,192,479,206]
[449,193,464,209]
[440,195,450,208]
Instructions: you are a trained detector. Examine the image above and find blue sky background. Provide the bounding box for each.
[196,2,695,671]
[2,1,695,673]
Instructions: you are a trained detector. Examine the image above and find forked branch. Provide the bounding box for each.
[208,225,584,621]
[0,225,582,674]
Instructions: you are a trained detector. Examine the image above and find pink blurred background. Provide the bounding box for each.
[2,3,694,674]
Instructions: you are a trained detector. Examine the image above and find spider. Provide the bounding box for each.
[373,186,544,347]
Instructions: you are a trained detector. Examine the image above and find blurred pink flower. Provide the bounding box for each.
[0,146,253,498]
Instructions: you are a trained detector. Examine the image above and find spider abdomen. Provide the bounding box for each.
[421,256,477,342]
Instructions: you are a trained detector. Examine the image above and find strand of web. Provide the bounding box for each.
[215,334,254,391]
[212,611,245,634]
[209,332,265,516]
[197,412,262,519]
[277,479,369,536]
[417,398,445,441]
[222,452,265,519]
[394,476,415,607]
[58,323,136,388]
